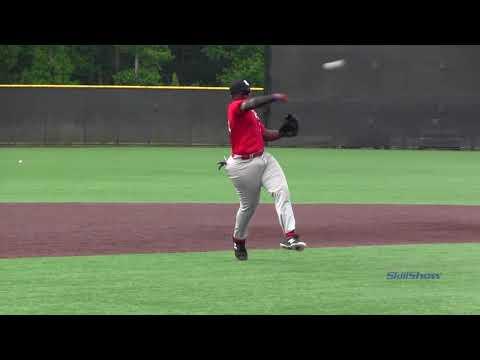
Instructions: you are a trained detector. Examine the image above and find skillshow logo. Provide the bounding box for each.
[386,272,442,280]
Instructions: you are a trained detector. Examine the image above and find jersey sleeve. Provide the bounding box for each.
[259,119,266,134]
[229,99,244,115]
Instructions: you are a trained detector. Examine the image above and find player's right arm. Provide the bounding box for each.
[240,93,288,112]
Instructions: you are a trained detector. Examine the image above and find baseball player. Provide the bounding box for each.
[218,79,306,261]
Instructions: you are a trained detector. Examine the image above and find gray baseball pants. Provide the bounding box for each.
[225,152,296,240]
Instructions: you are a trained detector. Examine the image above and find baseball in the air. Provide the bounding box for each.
[322,59,346,70]
[18,160,23,164]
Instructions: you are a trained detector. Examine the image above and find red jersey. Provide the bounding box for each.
[227,98,265,156]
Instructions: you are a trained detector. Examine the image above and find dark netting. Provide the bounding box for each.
[0,87,264,146]
[268,45,480,149]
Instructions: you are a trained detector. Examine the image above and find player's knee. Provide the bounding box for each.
[272,185,290,201]
[239,203,256,213]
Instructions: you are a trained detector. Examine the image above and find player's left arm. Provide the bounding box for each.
[263,114,300,141]
[263,129,282,142]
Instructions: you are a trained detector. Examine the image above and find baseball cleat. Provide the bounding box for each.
[280,237,306,251]
[233,240,248,261]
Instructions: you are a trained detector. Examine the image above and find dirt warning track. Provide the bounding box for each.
[1,203,480,258]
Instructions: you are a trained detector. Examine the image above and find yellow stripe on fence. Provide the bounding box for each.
[0,84,264,91]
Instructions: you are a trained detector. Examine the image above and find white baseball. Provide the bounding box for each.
[322,59,346,70]
[18,160,23,164]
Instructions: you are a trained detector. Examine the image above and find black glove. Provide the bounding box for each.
[278,114,299,138]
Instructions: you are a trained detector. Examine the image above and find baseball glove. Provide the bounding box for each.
[279,114,299,137]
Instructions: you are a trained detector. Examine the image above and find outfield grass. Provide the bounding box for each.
[1,243,479,315]
[2,146,479,315]
[2,146,480,204]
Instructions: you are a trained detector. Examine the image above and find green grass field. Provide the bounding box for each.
[2,146,480,204]
[1,244,479,315]
[1,147,480,314]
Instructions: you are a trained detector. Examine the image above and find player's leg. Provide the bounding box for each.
[232,182,261,241]
[260,152,306,250]
[226,157,265,259]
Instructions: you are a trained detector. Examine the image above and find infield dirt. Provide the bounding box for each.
[2,203,480,258]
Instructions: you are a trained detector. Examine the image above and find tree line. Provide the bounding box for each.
[0,45,265,87]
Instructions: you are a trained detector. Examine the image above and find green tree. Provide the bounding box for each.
[202,45,265,86]
[0,45,264,86]
[85,45,120,85]
[171,72,180,85]
[166,45,223,85]
[112,68,161,86]
[20,45,76,84]
[0,45,22,83]
[69,45,107,84]
[112,45,173,85]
